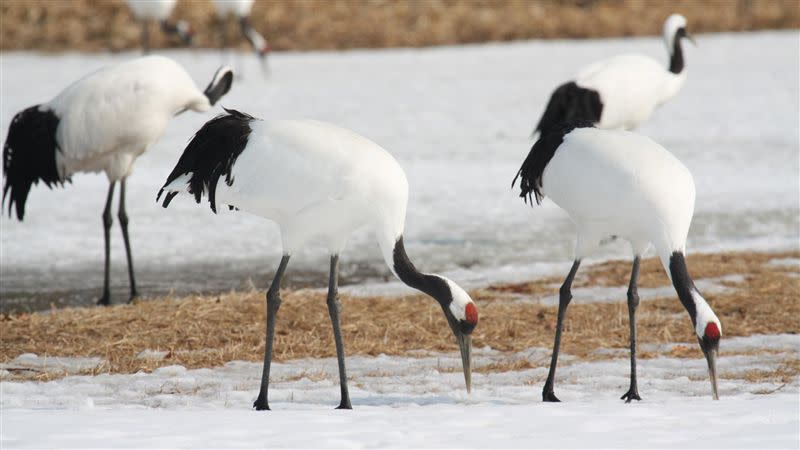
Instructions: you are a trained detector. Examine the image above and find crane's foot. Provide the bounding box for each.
[127,291,139,304]
[97,294,111,306]
[620,389,641,403]
[253,394,270,411]
[336,399,352,410]
[542,390,561,402]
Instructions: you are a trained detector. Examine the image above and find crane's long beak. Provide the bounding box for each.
[456,331,472,393]
[703,347,719,400]
[686,32,697,46]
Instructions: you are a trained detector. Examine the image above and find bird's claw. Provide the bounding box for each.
[620,389,641,403]
[253,395,270,411]
[336,400,352,410]
[542,390,561,402]
[96,295,111,306]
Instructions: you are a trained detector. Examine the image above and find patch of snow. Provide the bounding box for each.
[769,257,800,268]
[136,349,170,361]
[641,333,799,354]
[0,353,105,375]
[0,334,797,447]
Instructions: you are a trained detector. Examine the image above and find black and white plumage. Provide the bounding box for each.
[532,14,694,137]
[127,0,193,53]
[2,56,233,305]
[212,0,270,72]
[158,109,479,410]
[512,123,721,402]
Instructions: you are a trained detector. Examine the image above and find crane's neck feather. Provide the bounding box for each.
[668,251,720,337]
[391,236,452,306]
[668,28,686,74]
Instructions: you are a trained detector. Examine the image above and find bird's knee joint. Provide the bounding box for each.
[627,289,640,308]
[266,290,282,309]
[102,212,113,228]
[326,294,341,311]
[117,211,129,227]
[559,285,572,305]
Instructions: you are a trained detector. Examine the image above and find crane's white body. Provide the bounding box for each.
[575,54,686,130]
[214,120,408,259]
[212,0,254,17]
[542,127,719,336]
[126,0,177,20]
[46,56,214,181]
[161,113,477,405]
[162,117,473,321]
[543,128,693,263]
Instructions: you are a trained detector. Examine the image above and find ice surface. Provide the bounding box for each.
[0,353,105,376]
[1,334,798,448]
[1,31,798,308]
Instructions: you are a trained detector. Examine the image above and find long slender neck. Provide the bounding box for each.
[669,35,684,74]
[668,251,697,325]
[239,16,265,53]
[391,236,450,304]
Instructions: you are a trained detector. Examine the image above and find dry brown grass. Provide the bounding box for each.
[2,250,798,382]
[1,0,798,52]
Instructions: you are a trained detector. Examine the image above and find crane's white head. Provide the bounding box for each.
[391,237,478,393]
[668,251,720,400]
[663,14,694,52]
[439,276,478,393]
[442,277,479,332]
[693,291,721,400]
[175,20,194,45]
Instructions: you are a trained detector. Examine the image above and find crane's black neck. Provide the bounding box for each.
[669,28,687,74]
[668,251,698,325]
[392,236,451,306]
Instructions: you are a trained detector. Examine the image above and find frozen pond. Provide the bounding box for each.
[1,31,798,310]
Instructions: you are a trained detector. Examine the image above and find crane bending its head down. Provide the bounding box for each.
[158,109,478,409]
[513,122,720,402]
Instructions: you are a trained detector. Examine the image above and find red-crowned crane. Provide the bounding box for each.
[211,0,270,72]
[127,0,193,53]
[513,122,721,402]
[2,56,233,306]
[157,109,478,410]
[533,14,695,137]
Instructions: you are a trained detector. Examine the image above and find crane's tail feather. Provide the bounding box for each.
[513,120,595,206]
[533,81,603,137]
[158,108,255,213]
[2,105,66,220]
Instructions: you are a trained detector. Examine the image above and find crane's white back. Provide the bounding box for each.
[48,56,213,180]
[576,54,686,130]
[542,127,695,264]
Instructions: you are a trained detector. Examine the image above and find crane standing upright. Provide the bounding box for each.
[3,56,233,305]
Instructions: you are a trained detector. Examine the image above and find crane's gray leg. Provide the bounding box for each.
[254,254,290,411]
[621,256,642,402]
[118,178,138,303]
[325,255,352,409]
[543,259,581,402]
[97,181,116,306]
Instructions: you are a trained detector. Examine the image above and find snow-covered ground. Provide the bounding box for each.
[1,31,798,308]
[2,334,798,448]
